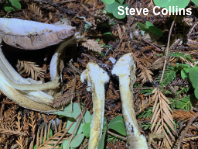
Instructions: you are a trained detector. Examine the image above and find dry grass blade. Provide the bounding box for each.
[18,60,45,80]
[173,110,197,122]
[82,39,103,52]
[151,88,176,149]
[28,3,43,18]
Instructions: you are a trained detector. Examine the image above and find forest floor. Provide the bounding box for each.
[0,0,198,149]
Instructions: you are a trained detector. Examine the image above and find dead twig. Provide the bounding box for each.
[177,112,198,149]
[107,130,126,140]
[160,18,175,82]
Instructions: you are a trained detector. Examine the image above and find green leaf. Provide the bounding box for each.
[117,0,124,4]
[84,110,91,123]
[62,134,84,148]
[101,0,115,5]
[137,21,163,37]
[106,2,120,13]
[138,107,153,119]
[153,0,190,12]
[148,25,163,37]
[108,115,126,136]
[113,5,125,19]
[158,65,176,86]
[183,67,190,73]
[192,0,198,6]
[33,145,37,149]
[169,52,186,59]
[97,117,107,149]
[62,139,69,149]
[145,21,153,29]
[176,96,192,111]
[82,123,90,138]
[195,87,198,99]
[70,134,84,147]
[186,54,195,63]
[189,66,198,88]
[3,2,15,12]
[10,0,21,9]
[140,89,154,95]
[103,32,112,35]
[137,22,147,31]
[54,103,82,118]
[66,118,83,134]
[181,69,188,79]
[145,21,163,36]
[46,129,53,140]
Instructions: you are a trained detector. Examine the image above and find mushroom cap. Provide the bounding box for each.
[0,18,75,50]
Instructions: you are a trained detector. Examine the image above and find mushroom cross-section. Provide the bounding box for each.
[0,18,81,113]
[112,53,148,149]
[81,62,109,149]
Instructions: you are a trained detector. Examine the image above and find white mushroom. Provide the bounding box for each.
[81,62,109,149]
[112,53,148,149]
[0,18,75,50]
[0,18,83,113]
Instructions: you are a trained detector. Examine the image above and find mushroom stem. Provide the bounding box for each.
[0,65,57,113]
[112,53,148,149]
[0,34,82,91]
[81,62,109,149]
[0,34,83,111]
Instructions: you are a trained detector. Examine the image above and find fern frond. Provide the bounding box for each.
[169,52,186,59]
[157,65,176,86]
[82,39,103,52]
[175,96,192,111]
[18,60,45,80]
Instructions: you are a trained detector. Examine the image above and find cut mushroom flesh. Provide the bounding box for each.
[0,18,80,113]
[112,53,148,149]
[81,62,109,149]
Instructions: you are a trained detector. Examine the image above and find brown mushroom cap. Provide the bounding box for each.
[0,18,75,50]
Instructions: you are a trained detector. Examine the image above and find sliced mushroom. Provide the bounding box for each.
[0,18,75,50]
[112,53,148,149]
[81,62,109,149]
[0,18,83,112]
